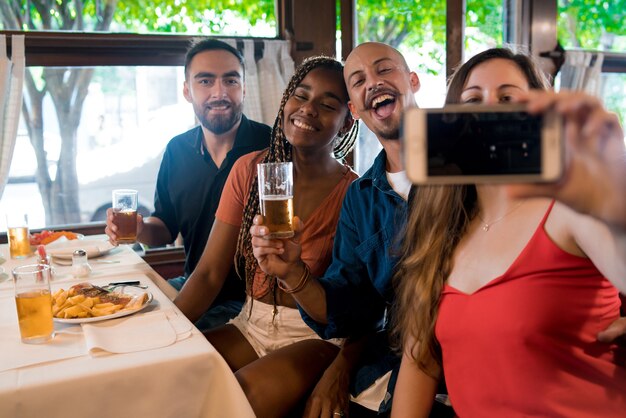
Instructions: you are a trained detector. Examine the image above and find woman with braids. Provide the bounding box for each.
[391,48,626,417]
[174,55,359,417]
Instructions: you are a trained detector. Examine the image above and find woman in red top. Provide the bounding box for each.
[175,56,359,418]
[392,48,626,417]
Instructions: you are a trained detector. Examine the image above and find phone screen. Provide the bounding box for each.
[426,110,543,177]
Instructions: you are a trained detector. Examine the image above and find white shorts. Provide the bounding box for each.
[228,297,343,358]
[350,370,392,411]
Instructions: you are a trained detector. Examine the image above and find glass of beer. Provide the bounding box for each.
[12,264,55,344]
[257,162,294,238]
[6,212,31,259]
[112,189,138,244]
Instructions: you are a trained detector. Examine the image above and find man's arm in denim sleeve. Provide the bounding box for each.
[299,188,387,339]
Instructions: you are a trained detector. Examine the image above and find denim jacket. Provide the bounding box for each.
[300,149,408,412]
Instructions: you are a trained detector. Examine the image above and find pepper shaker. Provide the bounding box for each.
[72,249,92,278]
[36,244,51,266]
[36,244,55,279]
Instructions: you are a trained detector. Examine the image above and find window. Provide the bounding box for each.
[0,2,277,37]
[557,0,625,52]
[353,0,446,174]
[1,65,193,228]
[557,0,626,126]
[466,0,503,54]
[601,72,626,128]
[0,1,277,230]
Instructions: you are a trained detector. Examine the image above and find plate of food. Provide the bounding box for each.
[52,282,153,324]
[46,238,116,260]
[30,230,84,246]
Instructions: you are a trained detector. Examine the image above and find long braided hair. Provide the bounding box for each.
[234,56,359,306]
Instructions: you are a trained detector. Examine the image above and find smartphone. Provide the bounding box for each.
[402,104,563,185]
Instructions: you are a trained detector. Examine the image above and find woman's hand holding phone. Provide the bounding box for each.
[403,102,563,185]
[507,90,626,229]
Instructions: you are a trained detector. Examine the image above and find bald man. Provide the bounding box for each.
[303,41,420,415]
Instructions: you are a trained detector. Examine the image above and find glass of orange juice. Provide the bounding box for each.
[6,213,31,259]
[12,264,55,344]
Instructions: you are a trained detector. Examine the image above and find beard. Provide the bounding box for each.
[194,100,244,135]
[376,126,400,140]
[373,114,401,141]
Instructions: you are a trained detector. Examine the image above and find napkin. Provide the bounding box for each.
[81,310,192,356]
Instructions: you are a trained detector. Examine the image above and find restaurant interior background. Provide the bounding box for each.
[1,0,625,276]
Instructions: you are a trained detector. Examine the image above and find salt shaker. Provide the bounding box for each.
[72,249,92,278]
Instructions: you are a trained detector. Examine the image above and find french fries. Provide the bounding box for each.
[51,285,144,319]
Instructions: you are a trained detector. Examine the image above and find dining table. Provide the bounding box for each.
[0,236,255,418]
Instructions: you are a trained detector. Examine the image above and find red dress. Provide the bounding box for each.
[436,204,626,417]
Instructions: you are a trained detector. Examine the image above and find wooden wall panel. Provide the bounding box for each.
[281,0,337,65]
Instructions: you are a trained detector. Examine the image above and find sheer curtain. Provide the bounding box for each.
[238,39,294,126]
[258,40,294,124]
[0,35,25,200]
[241,39,263,124]
[558,50,604,96]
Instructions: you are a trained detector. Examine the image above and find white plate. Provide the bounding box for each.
[47,238,116,260]
[53,288,153,324]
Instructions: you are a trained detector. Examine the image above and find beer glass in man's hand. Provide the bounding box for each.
[257,162,294,238]
[111,189,138,244]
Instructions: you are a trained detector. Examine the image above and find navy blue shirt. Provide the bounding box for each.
[153,115,271,303]
[300,149,407,412]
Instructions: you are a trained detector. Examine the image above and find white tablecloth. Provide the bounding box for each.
[0,240,254,418]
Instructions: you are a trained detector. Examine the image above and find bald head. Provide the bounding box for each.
[345,42,410,80]
[343,42,419,142]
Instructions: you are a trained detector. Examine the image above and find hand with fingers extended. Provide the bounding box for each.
[304,336,371,418]
[598,316,626,367]
[104,207,144,245]
[507,90,626,229]
[303,360,350,418]
[598,316,626,346]
[250,214,304,278]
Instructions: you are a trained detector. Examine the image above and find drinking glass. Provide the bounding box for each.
[112,189,138,244]
[13,264,55,344]
[257,162,294,238]
[6,213,31,259]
